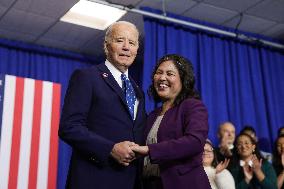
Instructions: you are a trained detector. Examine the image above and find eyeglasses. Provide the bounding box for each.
[203,149,213,154]
[236,142,252,148]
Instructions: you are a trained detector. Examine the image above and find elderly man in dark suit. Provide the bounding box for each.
[59,21,146,189]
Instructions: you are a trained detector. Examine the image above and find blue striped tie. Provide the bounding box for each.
[121,74,136,120]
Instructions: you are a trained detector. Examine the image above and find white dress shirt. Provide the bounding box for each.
[105,60,139,120]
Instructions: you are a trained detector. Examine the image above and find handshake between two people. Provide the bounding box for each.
[110,141,149,166]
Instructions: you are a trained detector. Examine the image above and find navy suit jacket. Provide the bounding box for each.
[59,63,146,189]
[145,98,211,189]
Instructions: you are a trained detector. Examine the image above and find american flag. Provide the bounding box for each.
[0,74,61,189]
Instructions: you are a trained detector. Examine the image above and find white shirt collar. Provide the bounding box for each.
[240,159,253,167]
[218,144,234,150]
[105,60,139,120]
[228,144,234,150]
[105,60,129,88]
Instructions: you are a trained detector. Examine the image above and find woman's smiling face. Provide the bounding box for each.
[153,60,182,104]
[236,135,256,159]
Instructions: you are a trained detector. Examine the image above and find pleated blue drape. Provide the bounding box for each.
[142,16,284,151]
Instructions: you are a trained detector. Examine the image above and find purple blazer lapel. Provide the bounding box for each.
[144,106,178,141]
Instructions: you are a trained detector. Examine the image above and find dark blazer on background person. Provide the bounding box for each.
[59,63,147,189]
[144,98,211,189]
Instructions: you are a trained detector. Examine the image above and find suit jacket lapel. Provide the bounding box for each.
[97,64,126,104]
[98,63,143,121]
[129,76,143,100]
[129,76,144,123]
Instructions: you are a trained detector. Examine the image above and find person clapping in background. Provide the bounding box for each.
[229,133,277,189]
[203,139,235,189]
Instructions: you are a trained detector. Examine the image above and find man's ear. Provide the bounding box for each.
[104,41,108,54]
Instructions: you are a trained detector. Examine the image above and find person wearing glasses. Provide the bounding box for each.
[229,133,277,189]
[203,139,235,189]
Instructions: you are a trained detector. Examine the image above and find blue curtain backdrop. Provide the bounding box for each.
[142,10,284,151]
[0,38,95,189]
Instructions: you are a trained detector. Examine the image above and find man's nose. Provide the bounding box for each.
[122,41,130,50]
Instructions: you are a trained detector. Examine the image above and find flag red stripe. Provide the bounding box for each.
[28,80,43,189]
[47,84,60,189]
[8,77,24,189]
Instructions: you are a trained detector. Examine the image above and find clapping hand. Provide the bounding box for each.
[216,158,230,174]
[251,154,262,172]
[242,155,263,184]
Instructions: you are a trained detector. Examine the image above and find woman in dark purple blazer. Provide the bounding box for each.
[132,54,211,189]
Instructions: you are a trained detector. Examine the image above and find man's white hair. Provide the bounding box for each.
[104,21,139,44]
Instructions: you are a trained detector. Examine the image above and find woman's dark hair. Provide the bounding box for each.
[240,125,256,135]
[234,133,263,160]
[272,134,284,175]
[240,125,257,142]
[278,127,284,136]
[148,54,200,106]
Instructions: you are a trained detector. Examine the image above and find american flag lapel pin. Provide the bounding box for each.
[102,73,108,78]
